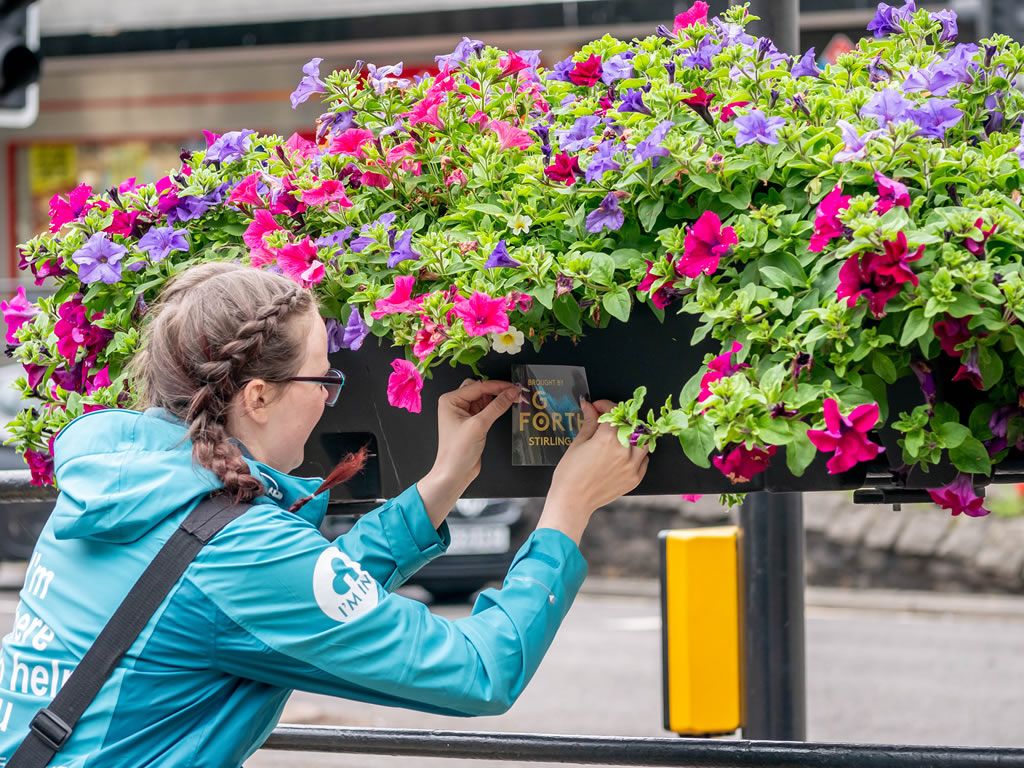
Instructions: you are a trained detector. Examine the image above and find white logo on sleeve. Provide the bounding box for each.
[312,547,379,623]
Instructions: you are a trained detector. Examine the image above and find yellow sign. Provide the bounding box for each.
[28,144,78,196]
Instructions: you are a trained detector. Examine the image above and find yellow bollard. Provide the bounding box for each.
[659,526,741,736]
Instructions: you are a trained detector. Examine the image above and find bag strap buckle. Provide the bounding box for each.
[29,708,72,751]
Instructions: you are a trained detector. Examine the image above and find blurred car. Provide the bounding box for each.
[321,496,534,602]
[0,363,53,562]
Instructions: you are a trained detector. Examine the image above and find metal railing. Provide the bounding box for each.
[4,469,1024,766]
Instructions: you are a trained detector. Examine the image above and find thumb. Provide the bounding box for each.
[573,398,600,443]
[474,384,520,429]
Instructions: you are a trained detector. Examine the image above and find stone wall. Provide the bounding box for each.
[578,492,1024,593]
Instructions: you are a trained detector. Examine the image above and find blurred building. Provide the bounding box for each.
[0,0,987,286]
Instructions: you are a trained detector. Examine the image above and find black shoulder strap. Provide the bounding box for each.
[8,495,252,768]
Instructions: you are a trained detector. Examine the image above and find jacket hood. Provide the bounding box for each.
[50,408,327,543]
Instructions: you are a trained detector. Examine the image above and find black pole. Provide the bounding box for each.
[739,491,807,741]
[742,0,800,54]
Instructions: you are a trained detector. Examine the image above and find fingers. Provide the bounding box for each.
[590,398,617,415]
[474,383,521,427]
[573,398,601,443]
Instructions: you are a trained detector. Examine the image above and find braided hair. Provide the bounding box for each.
[130,262,317,502]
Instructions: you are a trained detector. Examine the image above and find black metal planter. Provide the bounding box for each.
[295,306,1012,504]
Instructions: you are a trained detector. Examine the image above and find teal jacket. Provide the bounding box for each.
[0,408,587,766]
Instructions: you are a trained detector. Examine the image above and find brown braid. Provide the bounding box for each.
[129,262,316,502]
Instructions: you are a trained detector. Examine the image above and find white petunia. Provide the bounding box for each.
[491,325,525,354]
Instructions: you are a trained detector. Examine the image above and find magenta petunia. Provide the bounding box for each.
[806,398,885,474]
[636,257,683,310]
[48,183,94,233]
[699,341,749,402]
[276,237,325,287]
[809,185,851,252]
[371,275,424,319]
[24,449,54,487]
[544,152,581,185]
[874,171,911,215]
[928,475,989,517]
[228,173,265,207]
[568,54,603,87]
[933,315,972,358]
[453,292,510,337]
[329,128,376,157]
[243,209,285,268]
[387,358,424,413]
[0,286,38,344]
[489,119,534,151]
[302,179,352,208]
[676,210,737,278]
[673,1,709,32]
[713,444,777,484]
[965,217,997,257]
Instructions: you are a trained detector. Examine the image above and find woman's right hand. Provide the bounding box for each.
[537,398,649,545]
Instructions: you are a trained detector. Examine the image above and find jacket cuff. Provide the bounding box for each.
[381,484,451,581]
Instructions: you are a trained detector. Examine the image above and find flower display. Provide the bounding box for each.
[5,2,1023,513]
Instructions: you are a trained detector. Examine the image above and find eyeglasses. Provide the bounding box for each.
[286,368,346,407]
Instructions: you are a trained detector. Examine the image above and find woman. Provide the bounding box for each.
[0,262,648,766]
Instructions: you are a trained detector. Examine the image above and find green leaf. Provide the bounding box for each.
[552,293,582,334]
[638,199,665,233]
[899,308,929,346]
[533,283,555,309]
[936,422,970,450]
[947,293,983,318]
[466,203,508,219]
[589,253,616,286]
[602,287,632,323]
[978,345,1003,390]
[871,352,899,384]
[680,420,715,469]
[759,266,794,290]
[785,424,815,476]
[948,436,992,475]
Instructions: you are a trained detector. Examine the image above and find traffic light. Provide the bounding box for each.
[0,0,41,129]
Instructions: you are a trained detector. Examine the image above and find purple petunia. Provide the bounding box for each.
[366,62,409,95]
[867,1,916,39]
[166,183,230,224]
[316,227,354,249]
[860,88,912,128]
[791,48,820,79]
[585,193,625,234]
[712,19,755,48]
[684,38,723,70]
[72,233,126,284]
[387,229,420,269]
[585,140,622,182]
[618,88,651,115]
[834,120,880,162]
[601,53,634,84]
[902,64,959,96]
[633,120,675,165]
[341,308,371,351]
[908,98,963,139]
[290,58,326,109]
[484,240,521,269]
[546,56,575,82]
[137,226,189,263]
[205,130,255,165]
[931,9,958,42]
[733,110,786,146]
[435,36,484,72]
[556,115,602,152]
[944,44,978,83]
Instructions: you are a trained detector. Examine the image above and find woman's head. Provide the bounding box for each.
[131,262,336,501]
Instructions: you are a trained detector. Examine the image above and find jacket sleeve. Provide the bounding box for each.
[338,484,452,591]
[191,504,587,716]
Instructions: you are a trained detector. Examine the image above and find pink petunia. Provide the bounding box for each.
[836,233,923,318]
[498,50,532,78]
[284,132,319,160]
[371,275,425,319]
[637,258,682,309]
[85,365,111,395]
[965,217,997,257]
[568,54,603,87]
[359,168,392,188]
[445,169,467,187]
[933,315,972,358]
[387,358,424,413]
[719,101,750,122]
[329,128,376,157]
[543,153,581,185]
[712,444,777,484]
[105,210,140,238]
[48,183,94,233]
[452,292,510,336]
[699,341,749,402]
[413,317,446,361]
[676,210,737,278]
[673,1,710,32]
[874,171,911,215]
[809,185,851,253]
[0,286,38,344]
[302,180,352,208]
[806,398,885,474]
[243,209,285,268]
[404,93,445,128]
[488,119,534,151]
[681,494,703,503]
[276,237,325,287]
[228,173,265,207]
[928,475,989,517]
[24,449,54,487]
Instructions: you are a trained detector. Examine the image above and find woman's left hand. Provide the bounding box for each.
[417,379,520,528]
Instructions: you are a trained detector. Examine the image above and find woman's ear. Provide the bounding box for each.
[240,379,272,425]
